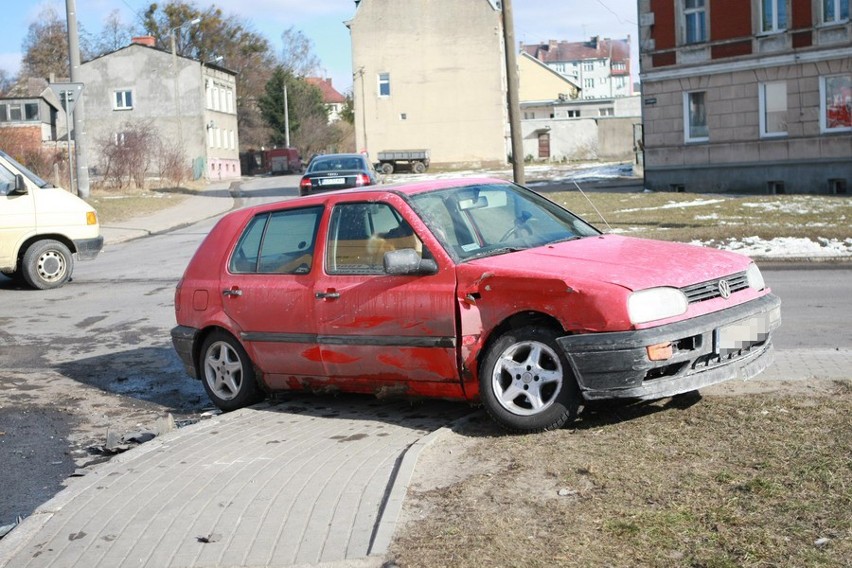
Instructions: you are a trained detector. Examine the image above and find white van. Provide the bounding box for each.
[0,149,103,289]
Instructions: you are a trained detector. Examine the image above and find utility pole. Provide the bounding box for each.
[283,83,290,148]
[501,0,524,185]
[65,0,90,198]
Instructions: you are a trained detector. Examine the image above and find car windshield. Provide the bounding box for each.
[0,149,51,188]
[410,182,600,261]
[308,156,364,173]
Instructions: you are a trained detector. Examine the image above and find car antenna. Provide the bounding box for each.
[572,180,612,231]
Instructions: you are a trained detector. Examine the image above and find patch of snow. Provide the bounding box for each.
[617,199,726,213]
[690,237,852,258]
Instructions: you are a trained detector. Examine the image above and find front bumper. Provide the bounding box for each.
[171,325,200,379]
[557,293,782,401]
[73,235,104,260]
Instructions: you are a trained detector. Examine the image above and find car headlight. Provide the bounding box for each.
[628,287,688,325]
[746,263,765,291]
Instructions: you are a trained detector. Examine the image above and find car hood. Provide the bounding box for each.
[466,234,751,292]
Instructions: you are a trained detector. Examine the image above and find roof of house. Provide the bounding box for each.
[521,37,631,66]
[306,77,346,104]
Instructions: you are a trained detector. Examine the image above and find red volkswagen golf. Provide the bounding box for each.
[172,178,781,432]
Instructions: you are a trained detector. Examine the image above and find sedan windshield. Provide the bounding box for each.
[410,183,600,261]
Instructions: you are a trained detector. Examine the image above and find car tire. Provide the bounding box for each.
[22,239,74,290]
[200,331,263,411]
[380,163,394,175]
[411,161,426,174]
[480,326,581,432]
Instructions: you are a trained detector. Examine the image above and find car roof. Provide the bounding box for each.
[232,176,513,218]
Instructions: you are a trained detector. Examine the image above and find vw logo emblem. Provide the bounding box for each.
[718,279,731,299]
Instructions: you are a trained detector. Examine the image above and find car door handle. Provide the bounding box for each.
[222,288,242,297]
[315,290,340,300]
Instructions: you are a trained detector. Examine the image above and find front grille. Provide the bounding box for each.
[681,272,749,304]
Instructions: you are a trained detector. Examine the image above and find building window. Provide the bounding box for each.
[760,81,788,137]
[821,75,852,132]
[761,0,787,33]
[378,73,391,97]
[599,108,614,116]
[0,102,40,122]
[567,110,581,118]
[824,0,850,23]
[114,90,133,110]
[583,61,594,71]
[24,103,39,121]
[684,91,709,141]
[584,78,594,88]
[612,62,626,71]
[684,0,707,44]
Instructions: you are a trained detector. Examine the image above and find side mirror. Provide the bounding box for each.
[12,174,28,195]
[383,248,438,276]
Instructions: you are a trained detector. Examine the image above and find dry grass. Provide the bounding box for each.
[550,192,851,244]
[391,385,852,567]
[88,186,191,224]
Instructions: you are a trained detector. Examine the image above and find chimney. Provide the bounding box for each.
[131,36,156,47]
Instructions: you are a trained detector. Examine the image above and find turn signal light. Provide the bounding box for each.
[647,342,673,361]
[86,211,98,225]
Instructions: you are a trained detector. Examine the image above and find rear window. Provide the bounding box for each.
[308,156,364,172]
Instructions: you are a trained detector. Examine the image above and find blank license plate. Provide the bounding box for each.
[715,313,771,354]
[320,178,346,186]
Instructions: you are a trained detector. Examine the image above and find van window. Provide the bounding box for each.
[0,164,17,196]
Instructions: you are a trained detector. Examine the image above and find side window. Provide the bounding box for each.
[0,164,17,196]
[229,206,322,274]
[326,202,424,275]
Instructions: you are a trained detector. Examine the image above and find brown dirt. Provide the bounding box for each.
[390,377,852,567]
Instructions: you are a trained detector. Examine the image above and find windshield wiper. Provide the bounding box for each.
[550,235,584,244]
[468,246,527,260]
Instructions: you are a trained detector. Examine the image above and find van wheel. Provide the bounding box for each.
[200,331,263,411]
[22,240,74,290]
[480,326,581,433]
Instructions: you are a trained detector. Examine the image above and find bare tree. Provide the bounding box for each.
[279,27,322,78]
[85,10,137,59]
[0,69,14,97]
[142,1,278,149]
[21,5,69,79]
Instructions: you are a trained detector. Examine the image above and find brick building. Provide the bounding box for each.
[639,0,851,193]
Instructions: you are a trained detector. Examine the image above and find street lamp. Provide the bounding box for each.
[170,17,201,57]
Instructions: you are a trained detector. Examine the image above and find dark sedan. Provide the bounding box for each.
[298,153,378,196]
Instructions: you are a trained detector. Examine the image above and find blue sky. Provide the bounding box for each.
[0,0,639,93]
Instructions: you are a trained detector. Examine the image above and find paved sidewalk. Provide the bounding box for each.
[99,181,237,245]
[0,397,470,568]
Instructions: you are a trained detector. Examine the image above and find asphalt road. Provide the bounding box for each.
[0,174,849,533]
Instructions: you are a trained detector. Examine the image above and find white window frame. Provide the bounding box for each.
[113,90,133,110]
[823,0,850,24]
[378,73,391,97]
[761,0,787,33]
[683,91,709,142]
[820,75,852,133]
[683,0,707,44]
[759,81,788,138]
